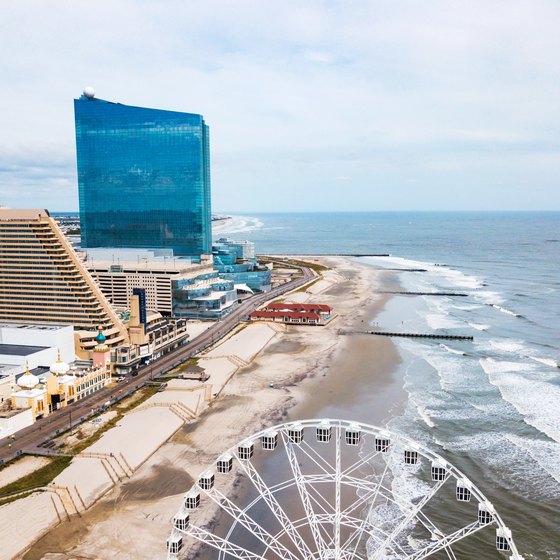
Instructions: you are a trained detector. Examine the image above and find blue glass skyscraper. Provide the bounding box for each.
[74,91,211,256]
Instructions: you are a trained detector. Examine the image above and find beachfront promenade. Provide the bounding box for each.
[0,263,316,466]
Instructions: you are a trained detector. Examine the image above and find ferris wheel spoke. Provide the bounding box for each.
[282,433,332,557]
[443,545,458,560]
[370,474,450,560]
[282,431,333,475]
[233,450,315,559]
[178,523,264,560]
[341,443,383,478]
[197,484,303,560]
[414,509,449,545]
[334,425,342,558]
[344,459,393,558]
[402,521,484,560]
[316,512,410,557]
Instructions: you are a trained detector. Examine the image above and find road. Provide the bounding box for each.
[0,264,315,465]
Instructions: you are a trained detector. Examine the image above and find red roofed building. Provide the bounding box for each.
[249,303,333,326]
[264,303,332,316]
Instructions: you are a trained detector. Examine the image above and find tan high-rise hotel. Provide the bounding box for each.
[0,209,129,356]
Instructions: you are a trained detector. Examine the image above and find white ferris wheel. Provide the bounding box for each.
[167,419,523,560]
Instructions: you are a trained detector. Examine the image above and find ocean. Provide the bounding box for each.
[215,211,560,559]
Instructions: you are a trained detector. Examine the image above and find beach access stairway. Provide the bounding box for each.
[130,400,197,422]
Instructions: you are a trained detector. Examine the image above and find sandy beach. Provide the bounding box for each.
[5,256,406,560]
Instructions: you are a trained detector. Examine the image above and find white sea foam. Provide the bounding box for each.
[446,431,560,498]
[439,343,466,356]
[423,313,464,330]
[472,289,505,305]
[212,215,264,235]
[529,356,560,369]
[488,340,559,369]
[415,404,436,427]
[488,303,522,317]
[453,304,483,311]
[468,322,489,331]
[506,434,560,486]
[489,340,526,354]
[481,358,560,443]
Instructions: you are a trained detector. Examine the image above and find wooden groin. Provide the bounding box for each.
[379,291,469,297]
[343,330,473,341]
[368,331,473,341]
[381,268,428,272]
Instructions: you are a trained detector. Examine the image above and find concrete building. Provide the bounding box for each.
[86,248,238,320]
[213,238,271,293]
[86,249,214,316]
[0,209,129,357]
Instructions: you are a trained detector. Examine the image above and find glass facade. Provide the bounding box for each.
[172,272,238,318]
[74,95,212,256]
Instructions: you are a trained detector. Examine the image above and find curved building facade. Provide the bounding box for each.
[74,94,212,256]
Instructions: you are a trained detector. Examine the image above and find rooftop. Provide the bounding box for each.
[0,209,50,221]
[266,303,332,313]
[0,343,48,356]
[0,322,70,331]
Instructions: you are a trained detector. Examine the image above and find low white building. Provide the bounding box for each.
[0,323,75,405]
[0,323,74,363]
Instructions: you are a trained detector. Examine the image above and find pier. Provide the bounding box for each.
[343,330,474,341]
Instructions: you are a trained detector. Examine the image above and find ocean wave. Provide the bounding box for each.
[212,215,264,235]
[468,322,489,331]
[481,358,560,443]
[487,303,523,318]
[529,356,560,369]
[415,403,436,427]
[453,304,483,311]
[440,343,467,356]
[506,434,560,486]
[472,290,505,305]
[488,340,559,368]
[422,312,464,330]
[489,340,526,354]
[446,431,560,499]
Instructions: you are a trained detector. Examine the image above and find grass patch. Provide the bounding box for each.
[292,277,322,293]
[0,456,72,499]
[284,258,330,273]
[0,489,40,507]
[67,386,159,455]
[260,256,330,273]
[163,358,200,377]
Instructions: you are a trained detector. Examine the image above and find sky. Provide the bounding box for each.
[1,1,559,212]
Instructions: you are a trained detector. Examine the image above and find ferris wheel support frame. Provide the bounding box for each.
[168,418,524,560]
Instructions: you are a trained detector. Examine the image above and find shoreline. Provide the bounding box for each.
[14,256,406,560]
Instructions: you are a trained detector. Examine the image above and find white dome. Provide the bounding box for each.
[50,359,70,376]
[17,371,39,389]
[83,86,95,99]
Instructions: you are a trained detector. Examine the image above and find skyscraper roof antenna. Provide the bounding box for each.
[83,86,95,99]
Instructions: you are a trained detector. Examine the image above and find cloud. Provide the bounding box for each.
[1,0,559,211]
